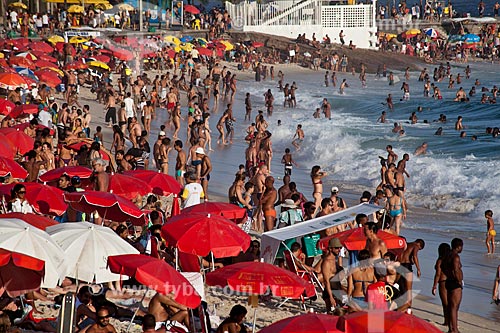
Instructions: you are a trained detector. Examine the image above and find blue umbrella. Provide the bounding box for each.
[13,66,37,80]
[448,34,463,42]
[180,36,193,43]
[424,28,438,38]
[462,33,480,43]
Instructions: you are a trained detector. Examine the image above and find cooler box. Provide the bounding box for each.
[302,234,322,257]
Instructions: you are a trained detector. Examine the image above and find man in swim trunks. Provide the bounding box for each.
[260,176,277,231]
[485,209,496,254]
[198,148,212,201]
[292,124,304,150]
[364,222,387,260]
[398,239,425,311]
[321,237,345,311]
[441,238,463,333]
[174,140,186,186]
[148,292,190,331]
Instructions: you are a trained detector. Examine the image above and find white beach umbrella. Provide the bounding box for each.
[47,222,139,283]
[0,218,67,288]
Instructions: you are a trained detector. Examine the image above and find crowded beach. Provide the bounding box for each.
[0,1,499,333]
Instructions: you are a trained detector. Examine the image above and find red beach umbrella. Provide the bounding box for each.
[318,227,406,251]
[39,166,93,183]
[0,127,34,154]
[107,173,152,200]
[108,254,202,308]
[110,47,134,61]
[64,191,147,225]
[182,202,246,221]
[16,51,37,61]
[0,183,67,216]
[9,56,35,69]
[28,41,54,53]
[184,4,200,14]
[92,54,110,63]
[0,212,58,230]
[0,249,45,297]
[65,141,111,162]
[6,38,29,49]
[0,99,15,115]
[123,170,181,196]
[206,261,315,298]
[64,61,87,70]
[11,122,55,136]
[34,70,61,88]
[0,72,29,90]
[161,213,250,258]
[37,54,58,63]
[195,47,212,57]
[0,136,15,158]
[55,42,76,56]
[35,60,59,69]
[257,313,344,333]
[8,104,39,119]
[343,310,442,333]
[0,156,27,179]
[252,41,264,48]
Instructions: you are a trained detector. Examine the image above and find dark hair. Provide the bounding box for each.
[142,314,156,330]
[451,238,463,249]
[175,140,183,148]
[321,198,331,209]
[244,182,254,191]
[416,239,425,249]
[229,304,247,318]
[11,184,26,198]
[383,251,396,261]
[291,242,301,252]
[437,243,451,259]
[115,224,128,235]
[290,193,300,202]
[357,249,370,261]
[355,214,367,224]
[365,222,378,233]
[150,210,160,221]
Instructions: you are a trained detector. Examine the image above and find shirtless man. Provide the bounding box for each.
[441,238,463,333]
[7,87,21,103]
[384,163,397,188]
[281,148,298,176]
[277,175,291,204]
[245,93,252,121]
[414,142,428,156]
[264,89,274,116]
[395,168,406,199]
[399,239,425,311]
[216,305,247,333]
[159,137,171,174]
[174,140,186,185]
[128,117,142,148]
[105,92,116,128]
[292,124,304,150]
[148,292,190,331]
[198,148,212,201]
[251,164,268,232]
[385,145,398,165]
[66,71,77,103]
[321,238,344,311]
[455,116,463,131]
[142,314,166,333]
[87,307,117,333]
[260,176,277,231]
[92,158,109,192]
[322,98,331,120]
[454,87,468,102]
[166,88,178,122]
[396,153,410,178]
[485,209,496,254]
[364,222,387,260]
[245,140,258,178]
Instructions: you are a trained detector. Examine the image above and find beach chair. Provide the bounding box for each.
[57,292,76,333]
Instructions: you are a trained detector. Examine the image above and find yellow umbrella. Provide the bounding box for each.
[69,36,89,44]
[117,3,134,11]
[8,2,27,9]
[87,61,110,70]
[405,28,421,36]
[380,32,397,40]
[68,5,84,13]
[47,35,65,45]
[42,67,64,76]
[0,53,3,59]
[164,35,181,45]
[173,46,182,53]
[94,2,112,10]
[220,40,234,51]
[179,43,194,52]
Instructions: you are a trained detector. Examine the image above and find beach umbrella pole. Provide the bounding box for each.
[252,307,257,333]
[126,287,148,332]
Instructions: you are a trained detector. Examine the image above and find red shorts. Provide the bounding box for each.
[167,102,175,110]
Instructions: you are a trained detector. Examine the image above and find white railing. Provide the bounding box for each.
[226,0,375,29]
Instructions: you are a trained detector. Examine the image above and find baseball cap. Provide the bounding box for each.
[331,186,339,193]
[328,238,342,248]
[195,147,205,155]
[159,131,166,136]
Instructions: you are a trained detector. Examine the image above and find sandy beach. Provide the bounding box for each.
[62,53,500,332]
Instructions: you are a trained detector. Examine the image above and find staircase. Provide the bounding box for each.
[259,0,317,26]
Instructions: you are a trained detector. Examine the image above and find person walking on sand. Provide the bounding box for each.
[432,243,451,327]
[442,238,464,333]
[339,30,345,47]
[261,176,277,231]
[292,124,304,150]
[485,209,496,254]
[399,239,425,311]
[311,165,327,216]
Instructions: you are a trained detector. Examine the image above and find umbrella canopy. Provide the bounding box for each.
[252,41,264,48]
[462,33,480,43]
[423,28,438,39]
[39,166,92,183]
[34,70,61,88]
[257,313,344,333]
[195,47,212,57]
[0,99,15,115]
[0,127,34,154]
[35,59,58,69]
[0,136,15,158]
[87,60,110,70]
[344,310,442,333]
[182,202,246,221]
[64,61,87,70]
[110,48,134,61]
[64,191,147,225]
[36,53,58,63]
[206,262,315,298]
[9,104,39,119]
[65,140,112,162]
[123,170,181,196]
[161,213,250,258]
[16,51,37,61]
[47,35,65,45]
[117,3,134,11]
[0,72,28,89]
[0,218,66,288]
[184,4,200,14]
[91,54,110,63]
[403,28,420,38]
[13,66,37,79]
[164,35,181,45]
[47,222,139,283]
[318,228,406,251]
[108,254,202,308]
[0,248,45,297]
[0,182,67,216]
[107,173,152,200]
[68,5,84,13]
[9,56,35,69]
[69,36,88,44]
[0,212,58,230]
[0,156,27,179]
[28,41,53,53]
[8,2,27,9]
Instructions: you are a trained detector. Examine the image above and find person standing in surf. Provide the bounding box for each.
[485,210,496,255]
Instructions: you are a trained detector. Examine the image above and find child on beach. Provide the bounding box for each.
[93,126,103,145]
[485,210,496,254]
